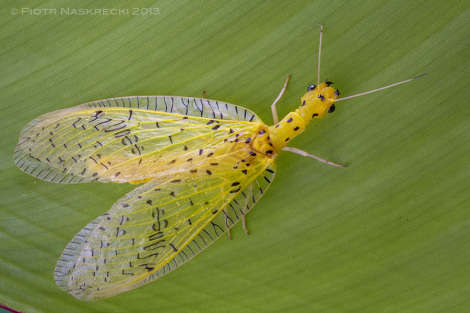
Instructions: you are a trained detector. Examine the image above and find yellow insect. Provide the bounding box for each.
[14,25,425,301]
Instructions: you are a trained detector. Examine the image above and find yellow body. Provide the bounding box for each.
[255,82,337,155]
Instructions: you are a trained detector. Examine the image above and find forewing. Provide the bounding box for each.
[14,96,261,184]
[54,157,276,301]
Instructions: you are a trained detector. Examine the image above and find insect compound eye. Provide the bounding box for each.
[328,104,335,113]
[307,84,316,91]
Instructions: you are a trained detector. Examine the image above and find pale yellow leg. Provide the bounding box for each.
[282,146,347,167]
[271,74,291,124]
[242,215,250,236]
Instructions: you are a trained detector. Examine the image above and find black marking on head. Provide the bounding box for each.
[168,159,176,164]
[287,117,293,123]
[241,169,247,175]
[187,218,192,225]
[245,138,252,143]
[115,171,121,177]
[266,150,273,155]
[171,179,181,183]
[325,79,333,86]
[285,138,290,142]
[187,158,193,162]
[121,203,129,208]
[190,169,197,173]
[328,104,336,113]
[307,84,316,91]
[293,126,300,131]
[182,116,188,119]
[199,149,203,155]
[169,191,175,197]
[207,120,216,125]
[229,128,234,134]
[312,113,319,118]
[210,163,218,166]
[301,100,306,106]
[231,182,240,186]
[207,152,214,157]
[183,145,188,150]
[146,200,153,205]
[318,94,325,101]
[212,125,220,130]
[206,170,212,175]
[259,130,266,135]
[334,89,340,97]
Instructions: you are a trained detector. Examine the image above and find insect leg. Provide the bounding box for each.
[271,74,291,124]
[282,146,347,167]
[242,215,250,236]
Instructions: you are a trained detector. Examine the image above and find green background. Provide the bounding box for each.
[1,0,468,312]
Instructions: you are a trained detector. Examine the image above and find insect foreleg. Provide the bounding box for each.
[271,74,291,124]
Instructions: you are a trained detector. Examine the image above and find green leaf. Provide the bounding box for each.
[1,0,468,312]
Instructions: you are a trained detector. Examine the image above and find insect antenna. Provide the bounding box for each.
[335,73,428,102]
[315,24,323,86]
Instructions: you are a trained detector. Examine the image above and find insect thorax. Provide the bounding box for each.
[267,82,337,153]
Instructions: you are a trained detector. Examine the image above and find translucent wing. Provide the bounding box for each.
[54,156,276,300]
[14,96,261,184]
